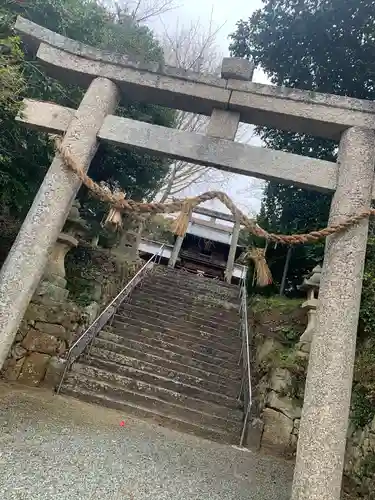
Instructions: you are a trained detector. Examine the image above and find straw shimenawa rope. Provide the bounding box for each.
[55,138,375,247]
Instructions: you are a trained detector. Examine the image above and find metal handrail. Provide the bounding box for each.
[237,266,252,447]
[56,244,165,394]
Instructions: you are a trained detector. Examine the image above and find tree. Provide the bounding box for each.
[156,11,229,202]
[104,0,177,23]
[0,0,175,226]
[229,0,375,291]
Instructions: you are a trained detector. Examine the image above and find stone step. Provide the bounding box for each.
[95,332,241,379]
[63,373,242,434]
[143,280,239,302]
[151,266,240,292]
[112,316,241,350]
[141,277,240,304]
[100,330,239,370]
[87,347,240,397]
[118,302,238,335]
[70,362,242,418]
[128,291,240,328]
[116,305,239,337]
[135,285,240,314]
[60,385,239,444]
[105,323,239,361]
[90,340,239,388]
[81,355,241,407]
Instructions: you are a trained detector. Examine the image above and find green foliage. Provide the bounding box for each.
[250,294,302,314]
[142,214,175,244]
[0,0,175,225]
[350,385,375,430]
[65,245,137,306]
[359,453,375,479]
[359,238,375,340]
[229,0,375,292]
[266,346,307,402]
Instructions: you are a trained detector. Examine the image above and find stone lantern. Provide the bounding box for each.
[37,201,87,302]
[298,264,322,353]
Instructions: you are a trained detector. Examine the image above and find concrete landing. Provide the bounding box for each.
[0,382,294,499]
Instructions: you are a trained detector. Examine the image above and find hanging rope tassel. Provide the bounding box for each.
[171,199,195,237]
[247,246,273,287]
[102,190,127,232]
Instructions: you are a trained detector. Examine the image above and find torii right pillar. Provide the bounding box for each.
[291,127,375,500]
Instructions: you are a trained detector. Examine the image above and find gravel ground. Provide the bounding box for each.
[0,382,294,500]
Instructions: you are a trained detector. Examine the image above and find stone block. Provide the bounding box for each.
[257,338,284,364]
[1,356,25,381]
[34,321,68,340]
[11,343,27,360]
[293,418,300,435]
[34,280,69,302]
[261,408,294,455]
[22,329,60,354]
[246,417,264,451]
[24,302,81,329]
[42,356,66,389]
[267,390,302,419]
[18,352,50,386]
[269,368,292,393]
[206,109,240,140]
[221,57,254,81]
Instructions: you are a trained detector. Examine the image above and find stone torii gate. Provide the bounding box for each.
[1,15,375,500]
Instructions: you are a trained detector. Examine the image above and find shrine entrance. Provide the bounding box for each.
[1,16,375,500]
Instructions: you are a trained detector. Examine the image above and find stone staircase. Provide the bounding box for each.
[60,266,244,444]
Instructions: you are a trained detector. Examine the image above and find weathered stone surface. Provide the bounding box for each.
[42,356,66,389]
[43,229,79,289]
[18,352,50,385]
[262,408,294,455]
[36,43,231,116]
[247,417,264,451]
[206,109,240,141]
[269,368,292,393]
[221,57,254,81]
[22,102,339,195]
[83,302,100,324]
[257,338,284,364]
[267,391,302,420]
[16,16,227,88]
[293,419,300,435]
[35,280,69,301]
[292,128,375,500]
[24,302,81,328]
[34,321,67,340]
[11,344,27,360]
[22,329,60,354]
[1,356,25,381]
[227,80,375,140]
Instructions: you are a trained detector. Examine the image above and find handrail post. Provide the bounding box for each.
[238,266,252,447]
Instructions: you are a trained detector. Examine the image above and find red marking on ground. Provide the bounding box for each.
[120,420,125,427]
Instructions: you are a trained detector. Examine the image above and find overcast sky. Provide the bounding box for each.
[142,0,269,215]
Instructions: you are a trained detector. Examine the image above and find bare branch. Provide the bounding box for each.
[155,12,231,201]
[105,0,178,23]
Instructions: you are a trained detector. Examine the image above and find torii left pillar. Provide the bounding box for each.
[0,77,120,369]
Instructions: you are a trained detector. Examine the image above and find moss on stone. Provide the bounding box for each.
[251,295,302,314]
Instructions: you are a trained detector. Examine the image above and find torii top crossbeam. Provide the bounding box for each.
[14,16,375,198]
